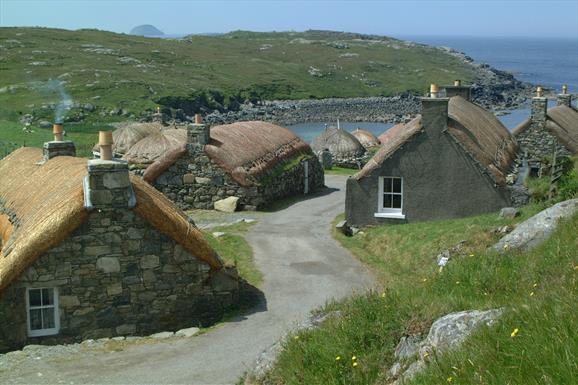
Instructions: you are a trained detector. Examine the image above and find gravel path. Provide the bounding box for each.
[0,175,374,384]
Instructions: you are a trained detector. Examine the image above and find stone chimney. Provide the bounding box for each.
[530,86,548,130]
[187,114,210,148]
[84,131,136,210]
[556,84,572,107]
[421,84,449,137]
[443,79,472,101]
[42,123,76,161]
[152,106,167,124]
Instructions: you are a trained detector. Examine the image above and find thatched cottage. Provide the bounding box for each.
[311,127,367,168]
[512,86,577,161]
[124,119,325,211]
[346,84,518,226]
[0,134,239,352]
[352,128,380,149]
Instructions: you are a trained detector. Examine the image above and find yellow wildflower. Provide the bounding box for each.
[574,265,578,270]
[335,356,341,361]
[469,254,474,257]
[422,278,428,282]
[352,362,358,367]
[447,376,453,383]
[381,292,386,298]
[530,292,534,297]
[533,283,538,287]
[511,328,519,337]
[455,281,460,284]
[352,355,357,360]
[294,335,299,340]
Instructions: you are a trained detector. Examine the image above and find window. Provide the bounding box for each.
[26,288,60,337]
[375,177,405,219]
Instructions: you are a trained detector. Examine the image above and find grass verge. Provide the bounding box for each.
[324,166,359,176]
[259,204,577,385]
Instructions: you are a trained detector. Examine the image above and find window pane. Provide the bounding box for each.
[393,195,402,209]
[383,194,392,208]
[42,308,56,329]
[42,288,54,306]
[29,289,41,307]
[392,178,402,193]
[384,178,392,193]
[30,309,43,330]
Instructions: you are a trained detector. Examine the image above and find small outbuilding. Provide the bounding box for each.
[346,86,518,227]
[512,87,578,160]
[0,141,239,352]
[311,127,367,168]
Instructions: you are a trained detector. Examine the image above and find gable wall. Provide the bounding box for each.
[0,208,238,352]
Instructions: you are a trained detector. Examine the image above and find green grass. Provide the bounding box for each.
[0,27,477,123]
[259,204,578,385]
[203,221,262,287]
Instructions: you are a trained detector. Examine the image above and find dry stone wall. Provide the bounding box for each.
[0,208,238,352]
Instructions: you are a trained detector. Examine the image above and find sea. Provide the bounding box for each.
[286,36,578,141]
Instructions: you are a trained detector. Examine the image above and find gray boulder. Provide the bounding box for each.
[493,199,578,253]
[214,196,239,213]
[499,207,519,219]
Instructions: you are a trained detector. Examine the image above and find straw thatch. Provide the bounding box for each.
[546,105,578,154]
[352,128,380,149]
[92,122,162,155]
[143,144,188,184]
[123,128,187,165]
[310,127,366,158]
[447,95,518,185]
[0,147,222,293]
[378,122,405,145]
[355,116,423,180]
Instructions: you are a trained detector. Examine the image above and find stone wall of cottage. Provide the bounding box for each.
[154,146,325,211]
[515,125,571,160]
[0,208,238,352]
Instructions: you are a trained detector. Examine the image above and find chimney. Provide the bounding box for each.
[421,83,449,137]
[152,105,167,124]
[556,84,572,107]
[42,122,76,161]
[84,131,136,210]
[443,79,472,101]
[187,113,210,147]
[530,86,548,129]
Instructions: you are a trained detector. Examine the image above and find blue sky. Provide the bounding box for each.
[1,0,577,38]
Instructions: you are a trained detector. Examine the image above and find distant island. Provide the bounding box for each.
[130,24,164,36]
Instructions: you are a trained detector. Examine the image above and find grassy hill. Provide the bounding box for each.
[0,27,478,124]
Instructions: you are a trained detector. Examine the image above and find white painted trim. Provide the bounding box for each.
[26,287,60,337]
[374,212,406,219]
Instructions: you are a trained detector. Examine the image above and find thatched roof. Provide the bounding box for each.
[356,96,517,185]
[447,95,518,185]
[378,122,404,144]
[355,116,423,179]
[310,128,366,158]
[144,121,314,187]
[123,128,187,165]
[352,128,380,149]
[512,106,578,154]
[92,122,162,155]
[0,147,222,293]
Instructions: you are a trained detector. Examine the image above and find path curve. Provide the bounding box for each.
[1,175,374,384]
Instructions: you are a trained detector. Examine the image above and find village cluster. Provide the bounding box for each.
[0,81,576,352]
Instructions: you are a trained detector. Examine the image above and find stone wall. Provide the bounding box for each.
[0,208,238,352]
[154,145,325,211]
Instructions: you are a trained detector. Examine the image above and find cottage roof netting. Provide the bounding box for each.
[310,127,366,158]
[0,147,222,293]
[352,128,380,149]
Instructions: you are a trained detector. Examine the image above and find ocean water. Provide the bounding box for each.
[287,36,577,138]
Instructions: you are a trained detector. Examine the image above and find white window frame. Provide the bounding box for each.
[375,176,405,219]
[26,287,60,337]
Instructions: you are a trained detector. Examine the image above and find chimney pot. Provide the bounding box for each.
[194,113,202,124]
[454,79,461,86]
[562,84,567,95]
[42,122,75,161]
[430,83,439,98]
[536,86,543,98]
[53,123,63,142]
[99,131,114,161]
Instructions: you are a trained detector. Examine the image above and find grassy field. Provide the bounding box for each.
[0,28,477,124]
[259,201,578,385]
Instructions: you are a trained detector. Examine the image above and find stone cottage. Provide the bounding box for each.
[311,127,367,168]
[0,135,239,352]
[512,86,578,161]
[141,119,325,210]
[345,84,518,227]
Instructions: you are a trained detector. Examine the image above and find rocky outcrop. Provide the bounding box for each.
[387,309,504,384]
[492,199,578,252]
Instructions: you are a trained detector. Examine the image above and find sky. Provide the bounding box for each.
[1,0,577,38]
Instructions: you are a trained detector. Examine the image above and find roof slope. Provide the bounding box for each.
[92,122,162,155]
[310,127,366,157]
[355,116,423,179]
[447,95,518,185]
[0,148,222,292]
[546,105,578,153]
[352,128,380,149]
[123,128,187,165]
